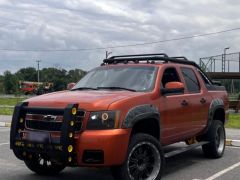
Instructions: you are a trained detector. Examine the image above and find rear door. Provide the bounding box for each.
[180,67,210,135]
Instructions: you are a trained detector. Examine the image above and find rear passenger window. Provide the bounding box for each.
[161,68,181,88]
[197,69,211,86]
[181,68,200,93]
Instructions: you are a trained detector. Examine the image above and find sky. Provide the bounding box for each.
[0,0,240,74]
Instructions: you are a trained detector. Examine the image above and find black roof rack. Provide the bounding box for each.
[171,56,188,61]
[108,53,169,59]
[103,53,196,66]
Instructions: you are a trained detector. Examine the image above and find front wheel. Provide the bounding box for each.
[202,120,226,158]
[111,133,164,180]
[24,154,66,175]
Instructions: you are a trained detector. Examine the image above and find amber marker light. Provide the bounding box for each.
[69,132,73,138]
[68,145,73,153]
[19,118,24,123]
[72,108,77,115]
[114,111,120,128]
[70,121,74,126]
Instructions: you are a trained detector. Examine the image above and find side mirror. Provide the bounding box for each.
[161,82,184,95]
[67,83,76,90]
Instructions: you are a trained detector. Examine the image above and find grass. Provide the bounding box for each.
[0,107,14,115]
[0,97,26,106]
[0,97,26,115]
[226,114,240,129]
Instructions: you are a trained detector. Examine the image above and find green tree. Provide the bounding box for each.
[40,68,68,91]
[15,67,37,82]
[1,67,87,94]
[67,69,87,83]
[0,75,4,93]
[3,71,18,94]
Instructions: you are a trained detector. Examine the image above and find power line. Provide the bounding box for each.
[0,27,239,52]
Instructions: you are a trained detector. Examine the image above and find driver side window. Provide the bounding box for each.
[161,67,181,88]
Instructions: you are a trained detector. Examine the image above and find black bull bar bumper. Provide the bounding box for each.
[10,102,80,165]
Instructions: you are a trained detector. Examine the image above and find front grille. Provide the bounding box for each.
[26,120,82,132]
[25,110,85,132]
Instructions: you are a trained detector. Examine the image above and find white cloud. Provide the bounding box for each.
[0,0,240,74]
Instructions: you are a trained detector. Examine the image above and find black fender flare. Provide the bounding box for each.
[122,104,160,129]
[206,98,225,132]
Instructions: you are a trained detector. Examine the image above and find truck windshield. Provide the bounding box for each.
[72,66,158,92]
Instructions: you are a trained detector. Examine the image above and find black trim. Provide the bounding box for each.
[10,103,79,165]
[204,99,225,133]
[10,102,28,157]
[122,104,160,128]
[161,88,184,95]
[206,85,226,91]
[60,104,78,163]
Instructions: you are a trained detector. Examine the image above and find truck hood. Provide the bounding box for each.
[27,90,144,111]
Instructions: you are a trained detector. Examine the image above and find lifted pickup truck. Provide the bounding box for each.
[10,54,228,180]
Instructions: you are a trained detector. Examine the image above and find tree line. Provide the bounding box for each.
[0,67,87,94]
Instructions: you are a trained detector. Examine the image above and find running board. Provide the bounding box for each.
[164,141,209,158]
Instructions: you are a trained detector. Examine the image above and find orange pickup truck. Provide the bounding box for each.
[10,54,228,180]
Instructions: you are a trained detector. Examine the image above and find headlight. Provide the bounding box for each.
[87,111,119,130]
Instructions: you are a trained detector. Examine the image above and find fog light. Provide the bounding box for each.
[68,157,72,162]
[19,118,24,123]
[70,121,74,126]
[69,132,73,138]
[72,108,77,115]
[68,145,73,152]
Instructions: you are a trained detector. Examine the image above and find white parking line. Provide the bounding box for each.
[204,161,240,180]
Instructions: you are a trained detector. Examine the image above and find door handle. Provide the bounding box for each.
[200,98,206,104]
[181,100,188,106]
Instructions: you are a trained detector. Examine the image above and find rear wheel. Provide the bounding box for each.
[111,133,164,180]
[24,154,65,175]
[202,120,226,158]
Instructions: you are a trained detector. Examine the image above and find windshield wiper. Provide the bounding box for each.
[71,87,98,91]
[97,86,136,92]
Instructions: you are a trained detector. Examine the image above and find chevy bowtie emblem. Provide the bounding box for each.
[43,115,57,121]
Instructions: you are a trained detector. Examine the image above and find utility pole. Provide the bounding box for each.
[223,47,230,72]
[36,60,41,83]
[106,51,112,59]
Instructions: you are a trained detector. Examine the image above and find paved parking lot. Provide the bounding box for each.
[0,127,239,180]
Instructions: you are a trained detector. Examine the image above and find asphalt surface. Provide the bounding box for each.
[0,127,240,180]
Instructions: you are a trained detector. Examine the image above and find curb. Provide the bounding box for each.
[0,122,11,127]
[226,139,240,147]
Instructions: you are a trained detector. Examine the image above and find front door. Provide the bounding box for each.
[159,67,192,145]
